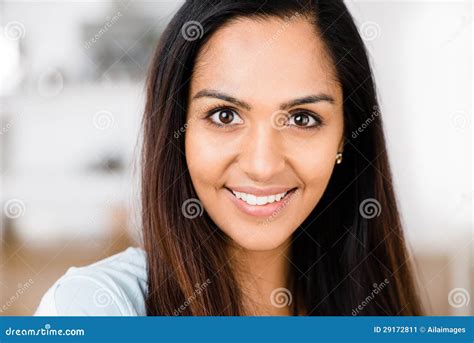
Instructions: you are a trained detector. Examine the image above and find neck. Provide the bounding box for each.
[229,239,293,316]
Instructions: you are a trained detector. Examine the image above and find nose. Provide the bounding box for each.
[239,122,286,183]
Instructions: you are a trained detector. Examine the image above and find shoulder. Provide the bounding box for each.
[34,246,148,316]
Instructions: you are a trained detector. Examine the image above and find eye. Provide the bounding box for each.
[288,111,322,129]
[207,108,243,127]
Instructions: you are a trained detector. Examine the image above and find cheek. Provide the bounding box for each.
[294,144,336,182]
[285,133,340,201]
[185,125,232,192]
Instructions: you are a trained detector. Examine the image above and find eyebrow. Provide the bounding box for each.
[192,89,335,111]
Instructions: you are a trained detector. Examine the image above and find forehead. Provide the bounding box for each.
[191,16,341,102]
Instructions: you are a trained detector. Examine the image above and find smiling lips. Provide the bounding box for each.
[230,189,291,206]
[225,186,298,217]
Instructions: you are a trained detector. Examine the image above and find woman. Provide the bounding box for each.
[35,0,423,316]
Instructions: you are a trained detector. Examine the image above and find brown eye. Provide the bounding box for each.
[219,110,234,124]
[207,108,243,127]
[288,111,322,128]
[293,114,309,126]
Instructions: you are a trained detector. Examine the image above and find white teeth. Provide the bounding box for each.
[247,194,257,205]
[231,189,292,206]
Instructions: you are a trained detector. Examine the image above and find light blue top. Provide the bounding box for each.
[34,246,147,316]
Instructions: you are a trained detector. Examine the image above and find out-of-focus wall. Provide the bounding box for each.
[345,0,472,315]
[1,0,184,315]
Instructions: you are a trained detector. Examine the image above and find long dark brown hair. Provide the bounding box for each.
[141,0,423,315]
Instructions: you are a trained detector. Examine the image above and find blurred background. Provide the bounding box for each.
[0,0,472,316]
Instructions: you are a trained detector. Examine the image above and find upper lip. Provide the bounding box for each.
[225,186,297,196]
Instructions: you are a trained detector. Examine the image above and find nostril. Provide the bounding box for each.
[239,133,286,181]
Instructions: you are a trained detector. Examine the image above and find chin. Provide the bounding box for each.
[225,225,293,252]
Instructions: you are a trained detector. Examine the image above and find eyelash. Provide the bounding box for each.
[204,105,324,130]
[204,105,239,129]
[288,110,324,130]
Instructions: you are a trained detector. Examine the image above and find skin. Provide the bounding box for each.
[185,16,344,315]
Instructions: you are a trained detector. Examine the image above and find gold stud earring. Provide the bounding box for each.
[336,152,343,164]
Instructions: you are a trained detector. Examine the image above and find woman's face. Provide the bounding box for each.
[185,16,344,251]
